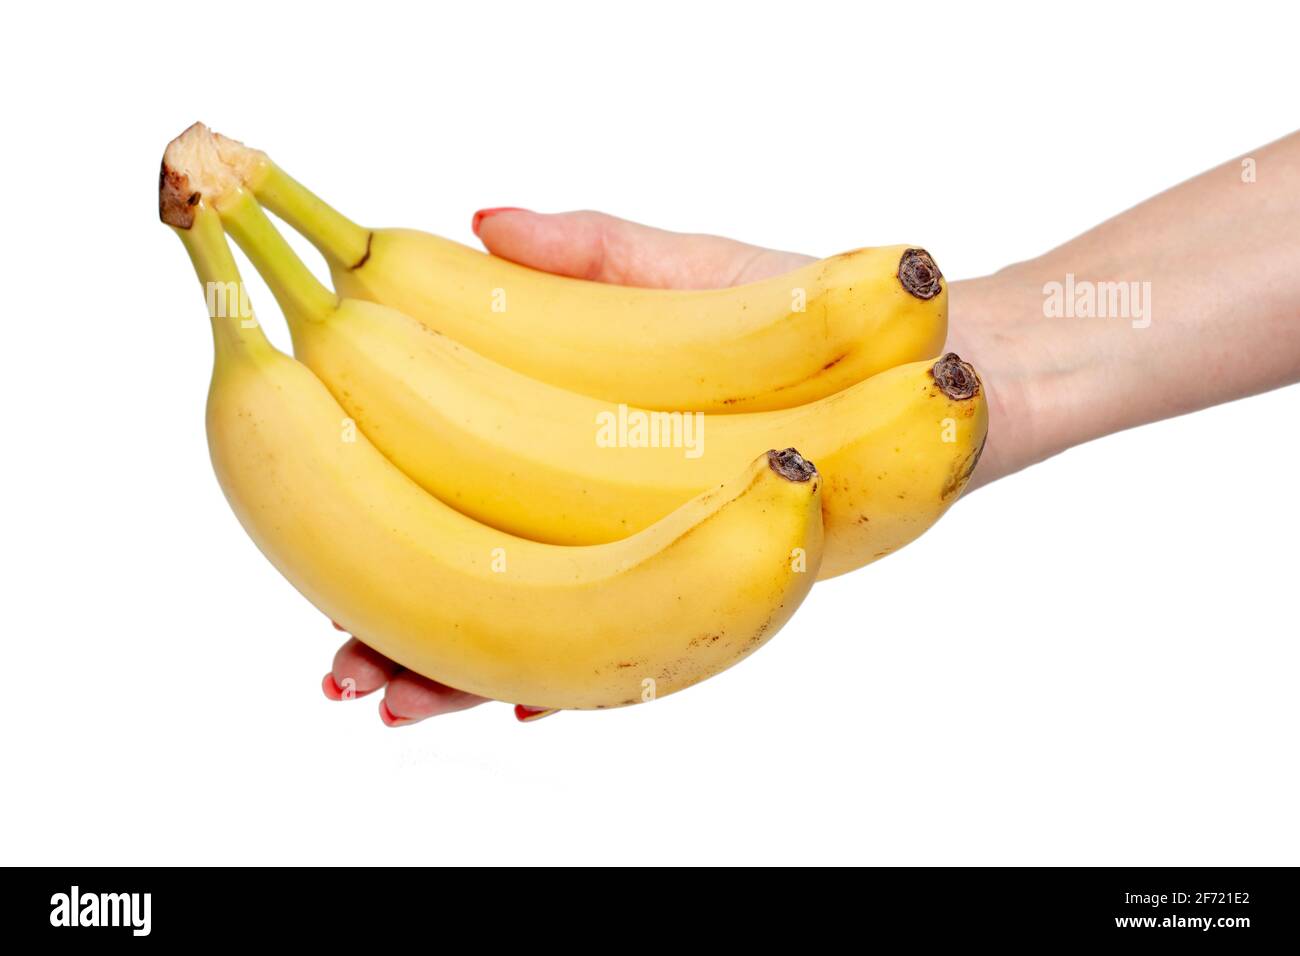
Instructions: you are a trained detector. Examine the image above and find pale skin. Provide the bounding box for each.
[320,132,1300,726]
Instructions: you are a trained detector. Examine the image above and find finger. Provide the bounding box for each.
[514,705,558,723]
[321,635,399,701]
[379,670,489,727]
[473,208,813,289]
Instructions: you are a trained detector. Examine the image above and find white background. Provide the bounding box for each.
[2,1,1296,865]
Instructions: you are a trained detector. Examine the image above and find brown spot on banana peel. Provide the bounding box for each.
[738,618,774,656]
[964,435,987,483]
[898,248,943,300]
[351,231,374,270]
[941,434,988,501]
[718,349,851,407]
[689,633,724,648]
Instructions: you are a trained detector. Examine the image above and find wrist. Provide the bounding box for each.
[948,264,1104,487]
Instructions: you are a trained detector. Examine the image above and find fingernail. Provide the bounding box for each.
[379,699,414,728]
[514,704,557,723]
[331,620,347,632]
[472,206,527,237]
[322,673,371,701]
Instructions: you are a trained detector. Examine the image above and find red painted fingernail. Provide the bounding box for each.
[472,206,527,237]
[322,673,371,701]
[331,620,347,632]
[514,704,557,723]
[379,699,413,727]
[322,673,345,700]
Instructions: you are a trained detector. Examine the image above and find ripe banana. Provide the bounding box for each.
[167,200,823,710]
[205,187,986,580]
[193,123,948,413]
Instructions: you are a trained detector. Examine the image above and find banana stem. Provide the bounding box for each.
[219,190,340,327]
[175,205,274,361]
[247,160,373,269]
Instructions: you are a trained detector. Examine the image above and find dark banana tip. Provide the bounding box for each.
[898,248,943,300]
[767,448,818,482]
[930,352,980,400]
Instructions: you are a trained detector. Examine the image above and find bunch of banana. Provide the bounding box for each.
[161,123,987,712]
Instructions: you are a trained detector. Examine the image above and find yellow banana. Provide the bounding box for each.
[195,123,948,413]
[209,188,985,580]
[167,200,823,711]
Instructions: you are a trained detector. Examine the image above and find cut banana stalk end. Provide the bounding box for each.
[159,122,260,227]
[163,122,371,268]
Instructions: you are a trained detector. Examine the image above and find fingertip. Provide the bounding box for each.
[322,671,373,702]
[322,672,344,701]
[514,704,558,723]
[476,208,613,280]
[331,636,400,694]
[379,698,414,728]
[471,206,529,238]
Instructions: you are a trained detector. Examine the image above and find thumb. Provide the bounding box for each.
[471,208,813,290]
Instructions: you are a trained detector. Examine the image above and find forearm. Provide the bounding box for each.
[955,130,1300,485]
